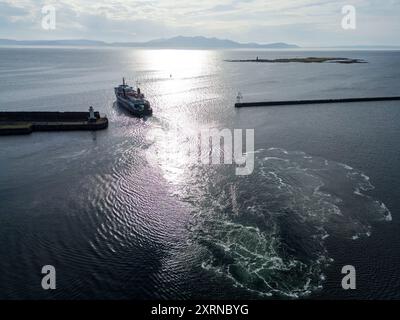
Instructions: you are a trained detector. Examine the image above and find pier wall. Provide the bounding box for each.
[0,111,108,136]
[235,96,400,108]
[0,111,101,121]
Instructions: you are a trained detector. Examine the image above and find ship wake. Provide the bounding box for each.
[151,145,391,297]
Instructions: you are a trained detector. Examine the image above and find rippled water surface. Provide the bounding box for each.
[1,47,400,299]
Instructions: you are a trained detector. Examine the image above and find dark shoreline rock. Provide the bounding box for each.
[225,57,367,64]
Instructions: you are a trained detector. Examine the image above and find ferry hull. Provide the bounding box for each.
[114,79,152,117]
[116,97,153,117]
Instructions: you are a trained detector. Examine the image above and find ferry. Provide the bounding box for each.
[114,78,152,117]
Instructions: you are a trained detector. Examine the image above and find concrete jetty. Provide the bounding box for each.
[235,96,400,108]
[0,110,108,135]
[226,57,367,64]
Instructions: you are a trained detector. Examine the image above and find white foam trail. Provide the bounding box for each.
[158,145,392,298]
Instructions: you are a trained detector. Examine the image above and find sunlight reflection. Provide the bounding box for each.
[134,49,218,110]
[138,49,211,80]
[140,49,220,185]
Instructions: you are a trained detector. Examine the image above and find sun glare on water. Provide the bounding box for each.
[140,49,220,185]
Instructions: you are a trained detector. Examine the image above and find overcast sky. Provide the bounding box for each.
[1,0,399,46]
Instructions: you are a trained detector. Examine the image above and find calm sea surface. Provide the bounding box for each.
[0,47,400,299]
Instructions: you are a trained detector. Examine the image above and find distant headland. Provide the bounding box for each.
[0,36,299,49]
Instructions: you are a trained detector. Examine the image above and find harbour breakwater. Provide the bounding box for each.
[0,111,108,135]
[225,57,367,64]
[235,96,400,108]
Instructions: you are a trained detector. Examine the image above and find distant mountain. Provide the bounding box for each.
[0,36,299,49]
[117,36,299,49]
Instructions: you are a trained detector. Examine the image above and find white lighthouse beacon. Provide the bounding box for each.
[88,106,96,122]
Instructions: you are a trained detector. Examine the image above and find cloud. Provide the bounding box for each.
[0,0,399,45]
